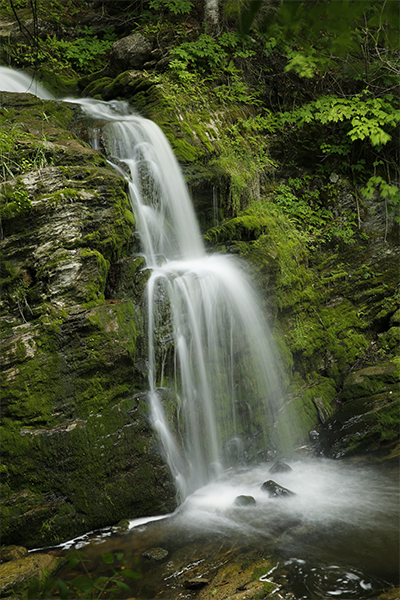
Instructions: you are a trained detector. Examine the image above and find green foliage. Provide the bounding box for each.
[237,0,399,85]
[149,0,193,15]
[170,33,229,73]
[6,18,116,75]
[169,31,259,80]
[273,177,358,248]
[278,93,399,148]
[31,550,141,599]
[275,92,399,235]
[0,119,53,181]
[361,174,400,225]
[43,28,117,73]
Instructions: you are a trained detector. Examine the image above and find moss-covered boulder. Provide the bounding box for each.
[0,551,60,598]
[317,359,399,458]
[0,92,175,549]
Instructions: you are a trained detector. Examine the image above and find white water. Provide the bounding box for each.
[0,66,53,99]
[46,457,400,598]
[1,67,284,499]
[76,97,284,498]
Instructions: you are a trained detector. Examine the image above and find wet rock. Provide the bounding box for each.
[318,359,399,458]
[269,460,292,474]
[234,495,256,506]
[109,34,152,74]
[309,429,320,442]
[343,360,399,400]
[142,547,169,560]
[0,553,59,596]
[0,546,28,563]
[183,577,209,589]
[0,92,176,549]
[312,396,333,424]
[261,480,295,498]
[111,519,130,534]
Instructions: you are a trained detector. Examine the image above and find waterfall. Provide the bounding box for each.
[1,67,285,500]
[0,66,53,99]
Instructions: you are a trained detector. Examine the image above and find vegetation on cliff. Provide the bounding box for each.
[0,0,399,560]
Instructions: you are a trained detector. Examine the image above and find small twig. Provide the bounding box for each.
[311,307,326,330]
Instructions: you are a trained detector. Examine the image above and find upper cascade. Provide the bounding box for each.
[75,98,205,265]
[0,66,54,99]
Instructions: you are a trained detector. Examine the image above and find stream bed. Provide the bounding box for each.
[43,456,399,599]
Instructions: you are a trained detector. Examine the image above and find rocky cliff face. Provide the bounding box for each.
[0,91,176,548]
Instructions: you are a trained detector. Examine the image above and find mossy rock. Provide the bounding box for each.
[0,552,60,598]
[342,359,400,400]
[0,91,175,549]
[318,362,399,458]
[1,391,176,548]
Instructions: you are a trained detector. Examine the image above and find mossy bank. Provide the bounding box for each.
[0,92,176,549]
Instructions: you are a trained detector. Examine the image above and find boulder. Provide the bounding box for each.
[269,460,292,474]
[342,360,400,400]
[317,359,400,458]
[234,495,256,506]
[109,34,152,74]
[0,553,59,597]
[261,480,295,498]
[0,546,28,563]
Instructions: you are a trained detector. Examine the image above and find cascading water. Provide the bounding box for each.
[76,97,284,499]
[2,67,398,599]
[1,67,285,500]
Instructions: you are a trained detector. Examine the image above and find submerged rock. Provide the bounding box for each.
[142,547,169,561]
[234,495,256,506]
[261,480,295,498]
[183,578,209,589]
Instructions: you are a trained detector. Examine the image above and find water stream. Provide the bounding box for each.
[1,67,398,598]
[76,95,287,498]
[48,457,400,599]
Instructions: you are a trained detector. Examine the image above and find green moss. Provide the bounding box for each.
[251,565,271,580]
[165,134,203,162]
[83,77,114,98]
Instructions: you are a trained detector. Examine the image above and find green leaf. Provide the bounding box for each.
[27,579,41,599]
[114,580,133,592]
[67,556,82,569]
[102,552,114,564]
[123,568,142,580]
[55,578,70,599]
[70,576,95,593]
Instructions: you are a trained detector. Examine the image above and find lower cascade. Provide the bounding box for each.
[0,67,284,500]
